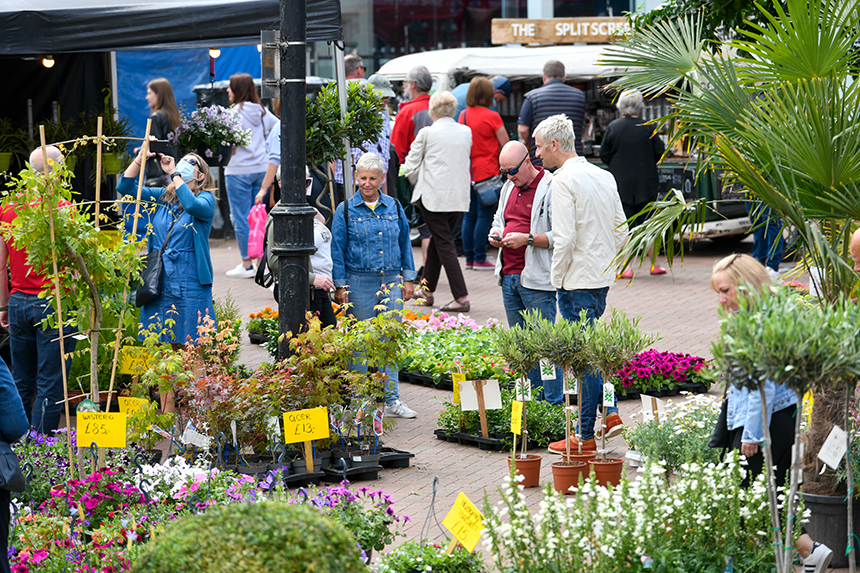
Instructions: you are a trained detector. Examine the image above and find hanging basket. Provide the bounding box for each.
[101,152,124,175]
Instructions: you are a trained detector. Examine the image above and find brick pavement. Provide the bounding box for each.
[208,233,781,565]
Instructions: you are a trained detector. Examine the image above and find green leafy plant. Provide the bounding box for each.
[377,539,486,573]
[127,401,175,450]
[0,118,28,155]
[495,323,542,458]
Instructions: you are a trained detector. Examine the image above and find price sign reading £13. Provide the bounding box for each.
[282,407,330,444]
[78,413,127,449]
[441,492,484,552]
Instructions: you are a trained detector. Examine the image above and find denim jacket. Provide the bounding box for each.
[726,379,798,444]
[0,362,28,443]
[331,193,416,287]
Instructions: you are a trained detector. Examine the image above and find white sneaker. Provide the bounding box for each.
[384,400,417,419]
[802,542,832,573]
[226,263,256,279]
[766,267,780,283]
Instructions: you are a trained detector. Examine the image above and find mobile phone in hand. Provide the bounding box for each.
[149,140,171,154]
[489,234,502,242]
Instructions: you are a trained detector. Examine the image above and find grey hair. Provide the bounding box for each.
[356,152,385,175]
[29,146,63,173]
[429,91,457,119]
[543,60,565,79]
[406,65,433,93]
[344,54,364,76]
[534,114,576,153]
[617,90,645,117]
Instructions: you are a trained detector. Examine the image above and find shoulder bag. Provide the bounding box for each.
[0,441,25,492]
[135,218,177,307]
[708,381,732,450]
[464,109,502,207]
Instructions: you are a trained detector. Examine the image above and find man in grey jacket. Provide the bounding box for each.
[488,141,562,404]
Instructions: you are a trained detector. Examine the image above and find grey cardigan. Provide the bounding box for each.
[492,170,555,292]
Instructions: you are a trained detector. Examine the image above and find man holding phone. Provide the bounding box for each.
[488,141,562,405]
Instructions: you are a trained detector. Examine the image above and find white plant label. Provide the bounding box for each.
[181,424,212,449]
[640,394,665,422]
[602,383,615,407]
[265,416,281,441]
[565,380,578,395]
[539,360,555,381]
[460,380,503,411]
[818,424,848,470]
[230,420,238,447]
[513,378,533,401]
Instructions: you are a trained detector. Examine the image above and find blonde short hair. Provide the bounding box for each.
[710,253,773,299]
[534,114,576,153]
[429,91,458,119]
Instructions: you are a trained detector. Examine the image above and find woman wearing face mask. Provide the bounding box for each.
[119,150,218,344]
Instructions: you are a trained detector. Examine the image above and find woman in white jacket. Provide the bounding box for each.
[403,91,472,312]
[224,72,278,278]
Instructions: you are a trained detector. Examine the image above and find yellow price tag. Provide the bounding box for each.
[282,407,330,444]
[511,400,523,435]
[78,413,127,449]
[119,347,151,375]
[118,397,149,416]
[452,373,466,405]
[441,492,483,552]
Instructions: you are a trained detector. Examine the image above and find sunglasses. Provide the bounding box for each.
[183,157,199,168]
[500,154,528,177]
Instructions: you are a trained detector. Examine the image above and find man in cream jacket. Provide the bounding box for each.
[533,114,629,455]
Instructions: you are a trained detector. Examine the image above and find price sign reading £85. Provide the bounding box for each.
[78,413,127,449]
[282,407,330,444]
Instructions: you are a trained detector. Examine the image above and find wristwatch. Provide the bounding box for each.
[170,172,181,180]
[527,233,534,246]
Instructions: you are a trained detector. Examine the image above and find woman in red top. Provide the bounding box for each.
[458,77,509,270]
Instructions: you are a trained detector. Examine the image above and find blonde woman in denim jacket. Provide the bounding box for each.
[711,253,831,572]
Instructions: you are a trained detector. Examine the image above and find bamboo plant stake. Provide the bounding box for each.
[781,393,805,572]
[105,121,153,408]
[847,383,856,573]
[758,386,785,573]
[39,127,75,480]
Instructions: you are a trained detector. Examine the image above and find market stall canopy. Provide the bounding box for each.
[0,0,342,55]
[377,44,627,90]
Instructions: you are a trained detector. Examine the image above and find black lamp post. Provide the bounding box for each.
[272,0,315,358]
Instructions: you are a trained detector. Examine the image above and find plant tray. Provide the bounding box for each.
[248,330,269,344]
[282,470,325,487]
[322,464,382,483]
[377,447,415,468]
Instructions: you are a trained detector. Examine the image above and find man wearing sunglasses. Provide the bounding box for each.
[487,141,562,405]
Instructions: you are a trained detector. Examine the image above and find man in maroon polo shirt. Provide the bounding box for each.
[488,141,562,404]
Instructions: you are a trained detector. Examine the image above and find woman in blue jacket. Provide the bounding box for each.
[711,253,831,572]
[120,150,217,345]
[0,360,28,573]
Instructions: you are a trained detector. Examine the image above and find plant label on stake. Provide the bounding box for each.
[602,383,615,407]
[441,492,483,553]
[818,424,847,469]
[640,394,665,423]
[118,397,148,415]
[539,359,555,381]
[511,400,523,435]
[460,380,502,438]
[78,413,126,449]
[119,347,151,376]
[513,378,533,401]
[283,407,330,474]
[230,421,238,448]
[265,416,281,442]
[452,372,466,404]
[181,420,212,449]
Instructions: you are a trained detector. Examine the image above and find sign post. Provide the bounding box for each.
[283,407,330,473]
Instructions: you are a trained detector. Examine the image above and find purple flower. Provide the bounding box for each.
[204,148,213,158]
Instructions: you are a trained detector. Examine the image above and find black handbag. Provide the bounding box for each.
[135,218,177,307]
[708,382,731,449]
[0,441,25,492]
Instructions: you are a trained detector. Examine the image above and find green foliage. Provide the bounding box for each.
[213,291,243,370]
[79,109,135,154]
[629,0,785,43]
[306,81,383,168]
[130,502,365,573]
[377,539,486,573]
[127,401,175,450]
[589,309,660,385]
[0,118,28,154]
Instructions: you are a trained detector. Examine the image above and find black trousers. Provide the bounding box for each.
[731,404,797,489]
[309,288,337,329]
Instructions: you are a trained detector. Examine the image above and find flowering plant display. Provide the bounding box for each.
[615,349,713,393]
[169,105,251,160]
[377,539,486,573]
[247,306,277,334]
[622,393,723,474]
[483,455,777,573]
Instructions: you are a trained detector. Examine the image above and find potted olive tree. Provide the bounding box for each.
[0,118,27,172]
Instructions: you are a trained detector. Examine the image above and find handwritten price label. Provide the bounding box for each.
[441,492,483,552]
[119,347,151,376]
[118,397,149,416]
[282,407,330,444]
[511,400,523,435]
[452,373,466,404]
[78,413,127,448]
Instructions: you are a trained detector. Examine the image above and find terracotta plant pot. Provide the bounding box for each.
[588,457,625,488]
[561,451,596,485]
[551,461,585,495]
[508,454,542,488]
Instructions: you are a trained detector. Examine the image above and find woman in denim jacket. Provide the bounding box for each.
[711,253,831,572]
[332,152,417,419]
[0,360,28,573]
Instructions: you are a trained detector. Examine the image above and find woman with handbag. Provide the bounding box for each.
[403,91,472,312]
[0,360,27,573]
[458,77,510,271]
[119,150,217,346]
[710,253,832,572]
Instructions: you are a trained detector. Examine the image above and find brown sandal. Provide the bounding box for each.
[440,300,470,313]
[414,289,434,306]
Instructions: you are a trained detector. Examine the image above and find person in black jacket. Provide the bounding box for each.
[600,90,667,277]
[143,78,181,186]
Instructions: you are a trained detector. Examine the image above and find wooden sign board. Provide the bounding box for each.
[491,17,630,45]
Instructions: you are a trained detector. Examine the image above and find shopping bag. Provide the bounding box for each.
[247,204,267,260]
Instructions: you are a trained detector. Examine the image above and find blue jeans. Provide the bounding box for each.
[8,292,77,433]
[745,201,783,271]
[346,274,403,405]
[461,187,496,264]
[557,287,616,440]
[226,172,266,260]
[501,274,563,405]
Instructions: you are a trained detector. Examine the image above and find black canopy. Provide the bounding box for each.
[0,0,342,55]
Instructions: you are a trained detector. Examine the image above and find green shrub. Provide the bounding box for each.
[377,539,485,573]
[131,502,366,573]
